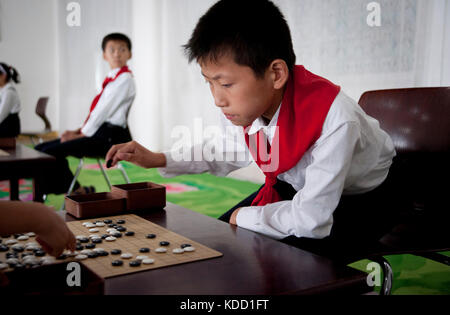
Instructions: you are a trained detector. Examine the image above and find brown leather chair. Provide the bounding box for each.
[352,87,450,294]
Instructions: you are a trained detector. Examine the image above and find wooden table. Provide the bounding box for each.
[0,144,56,202]
[65,203,372,295]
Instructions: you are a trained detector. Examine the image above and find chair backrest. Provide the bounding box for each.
[358,87,450,213]
[35,97,51,131]
[358,87,450,154]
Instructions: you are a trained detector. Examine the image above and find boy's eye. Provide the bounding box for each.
[222,84,233,88]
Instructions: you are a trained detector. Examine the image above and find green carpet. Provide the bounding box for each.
[42,157,449,295]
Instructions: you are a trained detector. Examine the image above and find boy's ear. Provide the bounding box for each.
[103,51,107,61]
[269,60,289,90]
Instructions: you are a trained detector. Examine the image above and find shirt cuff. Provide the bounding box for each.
[235,206,264,233]
[157,151,189,178]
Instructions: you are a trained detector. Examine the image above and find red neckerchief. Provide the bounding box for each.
[83,66,132,125]
[244,65,341,206]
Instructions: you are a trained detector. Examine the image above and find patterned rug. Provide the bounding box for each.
[1,156,449,295]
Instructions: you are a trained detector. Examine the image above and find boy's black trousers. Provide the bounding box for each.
[35,123,131,195]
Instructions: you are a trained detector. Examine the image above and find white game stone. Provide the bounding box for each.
[85,223,96,228]
[26,232,36,237]
[93,248,105,252]
[17,235,29,241]
[155,247,167,253]
[136,255,149,261]
[0,263,9,270]
[172,248,184,254]
[5,239,18,245]
[183,246,196,252]
[76,235,88,240]
[26,245,40,252]
[89,228,99,233]
[121,253,133,259]
[105,236,116,242]
[142,259,155,265]
[75,254,88,260]
[95,222,106,227]
[80,249,93,255]
[6,258,19,264]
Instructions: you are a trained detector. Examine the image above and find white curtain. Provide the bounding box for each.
[56,0,132,132]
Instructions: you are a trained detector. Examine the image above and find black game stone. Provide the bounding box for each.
[97,250,109,257]
[112,232,122,238]
[57,254,67,260]
[139,248,150,253]
[129,260,141,267]
[159,241,170,246]
[101,234,109,239]
[106,159,113,169]
[92,238,102,244]
[6,252,18,259]
[125,231,135,236]
[12,246,24,252]
[108,224,116,228]
[146,234,156,239]
[76,244,84,250]
[116,226,126,232]
[111,249,122,255]
[116,220,126,224]
[87,252,99,259]
[112,260,123,267]
[180,244,192,249]
[85,243,96,249]
[0,245,9,252]
[103,219,113,224]
[79,237,90,243]
[34,250,46,257]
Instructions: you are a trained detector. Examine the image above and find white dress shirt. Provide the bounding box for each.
[0,82,21,125]
[159,90,396,240]
[81,67,136,137]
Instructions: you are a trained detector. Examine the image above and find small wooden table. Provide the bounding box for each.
[65,203,372,295]
[0,144,56,202]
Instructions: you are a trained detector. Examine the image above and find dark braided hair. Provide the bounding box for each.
[0,62,21,84]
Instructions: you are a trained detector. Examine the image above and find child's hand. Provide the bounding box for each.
[33,205,77,257]
[105,141,167,169]
[230,208,242,225]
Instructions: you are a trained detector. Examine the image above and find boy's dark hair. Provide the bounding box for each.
[184,0,296,77]
[0,62,20,84]
[102,33,132,51]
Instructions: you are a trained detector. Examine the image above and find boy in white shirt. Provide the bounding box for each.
[106,1,403,260]
[36,33,135,195]
[0,63,21,137]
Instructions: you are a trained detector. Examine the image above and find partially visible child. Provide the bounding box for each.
[35,33,135,195]
[0,201,76,257]
[0,63,21,137]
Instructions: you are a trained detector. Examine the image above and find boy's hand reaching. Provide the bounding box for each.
[105,141,167,169]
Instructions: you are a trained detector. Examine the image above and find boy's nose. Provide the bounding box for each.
[213,92,227,108]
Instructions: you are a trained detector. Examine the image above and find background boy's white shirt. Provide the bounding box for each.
[159,90,396,240]
[0,83,21,125]
[81,68,136,137]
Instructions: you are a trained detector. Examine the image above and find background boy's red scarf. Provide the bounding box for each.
[244,65,341,207]
[83,66,131,125]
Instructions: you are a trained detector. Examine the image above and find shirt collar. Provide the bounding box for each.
[247,103,282,135]
[0,82,12,92]
[107,67,122,78]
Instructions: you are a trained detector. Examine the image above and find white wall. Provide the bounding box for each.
[0,0,58,132]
